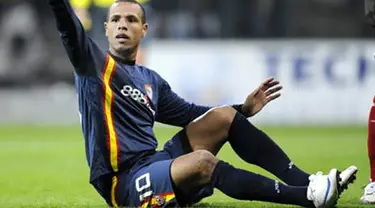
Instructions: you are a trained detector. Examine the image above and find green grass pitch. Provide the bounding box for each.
[0,125,373,207]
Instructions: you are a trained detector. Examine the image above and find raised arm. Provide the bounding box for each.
[49,0,96,75]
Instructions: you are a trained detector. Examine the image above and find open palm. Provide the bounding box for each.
[242,77,283,117]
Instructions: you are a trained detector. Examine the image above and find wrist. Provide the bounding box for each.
[232,104,251,117]
[241,104,252,117]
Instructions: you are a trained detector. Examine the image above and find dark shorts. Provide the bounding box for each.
[112,129,214,207]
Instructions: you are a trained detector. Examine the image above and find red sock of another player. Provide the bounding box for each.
[368,96,375,182]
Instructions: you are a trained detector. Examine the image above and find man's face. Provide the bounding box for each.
[105,2,148,53]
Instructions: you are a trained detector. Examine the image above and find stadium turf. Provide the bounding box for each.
[0,125,372,207]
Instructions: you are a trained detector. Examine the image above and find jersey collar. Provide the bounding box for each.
[108,51,136,65]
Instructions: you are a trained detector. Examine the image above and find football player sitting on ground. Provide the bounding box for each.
[48,0,358,207]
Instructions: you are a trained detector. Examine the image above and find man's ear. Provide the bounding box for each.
[142,23,149,38]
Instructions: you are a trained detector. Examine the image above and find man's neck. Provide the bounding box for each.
[109,47,137,65]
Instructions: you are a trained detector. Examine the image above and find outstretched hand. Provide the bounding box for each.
[241,77,283,117]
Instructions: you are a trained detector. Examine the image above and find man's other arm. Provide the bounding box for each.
[49,0,94,75]
[155,75,281,127]
[155,78,211,127]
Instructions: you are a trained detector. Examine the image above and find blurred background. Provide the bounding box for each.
[0,0,374,125]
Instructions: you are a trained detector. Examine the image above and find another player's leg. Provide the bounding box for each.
[171,150,340,208]
[185,106,357,189]
[361,96,375,204]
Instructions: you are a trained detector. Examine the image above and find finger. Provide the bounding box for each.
[260,78,275,91]
[266,93,281,103]
[265,80,280,89]
[265,86,283,96]
[261,77,274,87]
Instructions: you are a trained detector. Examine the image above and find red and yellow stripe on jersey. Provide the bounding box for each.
[111,176,119,207]
[102,55,119,172]
[140,192,176,208]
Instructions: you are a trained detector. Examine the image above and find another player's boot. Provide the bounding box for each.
[307,169,340,208]
[338,165,358,193]
[361,182,375,204]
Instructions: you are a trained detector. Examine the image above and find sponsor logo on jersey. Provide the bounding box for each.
[120,85,155,115]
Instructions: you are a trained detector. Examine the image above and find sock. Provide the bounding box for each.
[211,161,313,207]
[368,97,375,182]
[228,112,310,186]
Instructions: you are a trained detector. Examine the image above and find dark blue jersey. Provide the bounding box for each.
[49,0,210,183]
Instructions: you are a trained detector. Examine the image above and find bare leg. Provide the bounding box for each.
[185,106,235,155]
[171,150,217,194]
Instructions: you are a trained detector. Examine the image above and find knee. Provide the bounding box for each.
[206,106,237,131]
[194,150,218,182]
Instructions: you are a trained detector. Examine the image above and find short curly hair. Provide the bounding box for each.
[107,0,147,24]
